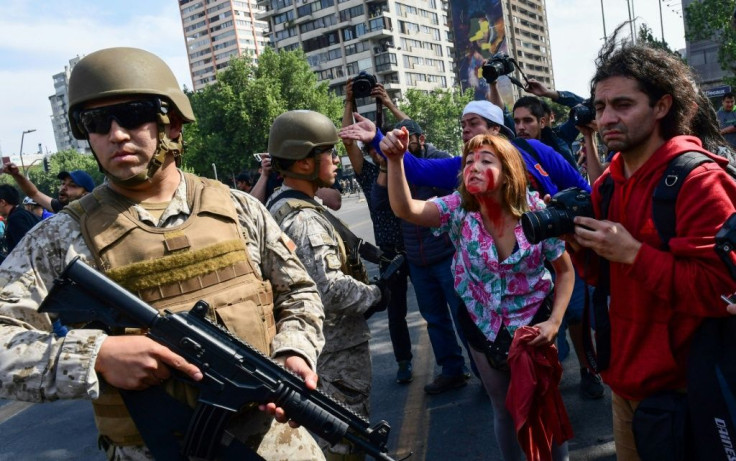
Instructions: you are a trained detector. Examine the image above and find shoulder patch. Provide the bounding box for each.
[325,253,342,270]
[279,233,297,253]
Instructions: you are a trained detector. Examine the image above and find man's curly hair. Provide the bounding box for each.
[591,23,697,140]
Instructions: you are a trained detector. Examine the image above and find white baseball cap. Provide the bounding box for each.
[462,100,516,138]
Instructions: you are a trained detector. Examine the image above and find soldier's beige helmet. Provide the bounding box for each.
[66,47,195,183]
[268,110,339,161]
[67,47,195,139]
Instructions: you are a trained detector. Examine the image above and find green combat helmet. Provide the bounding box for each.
[67,47,195,185]
[268,110,339,186]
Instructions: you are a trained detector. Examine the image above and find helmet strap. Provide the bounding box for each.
[274,155,332,188]
[97,110,182,187]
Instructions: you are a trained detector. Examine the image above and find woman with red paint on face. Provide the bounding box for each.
[382,130,575,461]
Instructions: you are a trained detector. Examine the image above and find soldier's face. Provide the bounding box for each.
[83,98,181,182]
[315,146,339,186]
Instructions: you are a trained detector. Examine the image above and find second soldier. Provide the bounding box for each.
[266,110,390,461]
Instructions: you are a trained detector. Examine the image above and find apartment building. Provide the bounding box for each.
[257,0,457,118]
[179,0,271,91]
[48,56,90,154]
[681,0,728,95]
[505,0,555,97]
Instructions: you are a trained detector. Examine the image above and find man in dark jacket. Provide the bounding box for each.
[0,184,40,253]
[377,119,473,394]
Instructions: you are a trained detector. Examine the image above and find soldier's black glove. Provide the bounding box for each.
[364,278,391,320]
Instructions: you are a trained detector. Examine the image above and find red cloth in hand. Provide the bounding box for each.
[506,326,573,461]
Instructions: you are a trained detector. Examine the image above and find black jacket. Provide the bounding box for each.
[5,206,41,252]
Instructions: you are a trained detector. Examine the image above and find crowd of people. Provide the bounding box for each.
[0,22,735,461]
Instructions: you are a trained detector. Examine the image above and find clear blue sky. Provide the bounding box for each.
[0,0,686,158]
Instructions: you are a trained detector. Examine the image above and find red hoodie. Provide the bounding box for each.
[573,136,736,400]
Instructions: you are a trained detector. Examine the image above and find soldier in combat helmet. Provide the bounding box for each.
[0,47,326,460]
[266,110,390,461]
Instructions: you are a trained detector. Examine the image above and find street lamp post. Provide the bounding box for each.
[19,129,36,178]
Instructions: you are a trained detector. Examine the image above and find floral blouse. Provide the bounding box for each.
[430,190,565,341]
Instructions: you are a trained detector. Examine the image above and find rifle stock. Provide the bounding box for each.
[38,257,396,461]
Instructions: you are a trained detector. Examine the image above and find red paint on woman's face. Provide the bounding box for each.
[463,148,501,195]
[464,147,505,226]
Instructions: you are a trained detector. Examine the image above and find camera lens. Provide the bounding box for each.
[521,209,575,244]
[353,80,372,98]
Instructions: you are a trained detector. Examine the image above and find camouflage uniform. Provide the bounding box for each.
[0,172,326,461]
[268,185,380,456]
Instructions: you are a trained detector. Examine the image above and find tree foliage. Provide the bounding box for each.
[685,0,736,85]
[0,149,102,197]
[636,24,683,58]
[183,49,342,179]
[395,87,474,155]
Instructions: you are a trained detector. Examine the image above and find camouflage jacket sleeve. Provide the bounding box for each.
[0,214,105,403]
[229,190,325,369]
[276,203,382,316]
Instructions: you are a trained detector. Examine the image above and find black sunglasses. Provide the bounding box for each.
[75,99,165,135]
[312,146,338,159]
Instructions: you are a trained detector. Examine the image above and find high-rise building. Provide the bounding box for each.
[177,0,555,118]
[48,56,91,154]
[256,0,458,119]
[504,0,554,95]
[179,0,271,90]
[681,0,728,95]
[451,0,554,103]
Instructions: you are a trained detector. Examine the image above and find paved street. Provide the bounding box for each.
[0,192,616,461]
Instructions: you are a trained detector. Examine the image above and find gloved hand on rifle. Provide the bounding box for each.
[363,254,404,319]
[364,277,391,320]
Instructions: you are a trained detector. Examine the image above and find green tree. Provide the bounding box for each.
[183,49,342,179]
[395,87,474,155]
[0,150,102,197]
[637,23,682,57]
[685,0,736,85]
[28,150,103,197]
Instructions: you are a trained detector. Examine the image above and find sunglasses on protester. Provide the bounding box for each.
[74,99,166,135]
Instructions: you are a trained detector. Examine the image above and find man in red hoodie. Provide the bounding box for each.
[569,27,736,461]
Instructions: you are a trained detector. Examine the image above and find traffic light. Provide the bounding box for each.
[43,157,49,173]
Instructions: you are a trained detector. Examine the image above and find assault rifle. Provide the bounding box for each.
[38,257,397,461]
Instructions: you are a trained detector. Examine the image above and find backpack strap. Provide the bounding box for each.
[652,151,714,250]
[512,137,542,165]
[581,173,614,373]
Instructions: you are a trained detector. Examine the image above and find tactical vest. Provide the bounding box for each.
[270,197,368,283]
[63,173,275,445]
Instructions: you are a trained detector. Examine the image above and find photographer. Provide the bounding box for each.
[569,28,736,460]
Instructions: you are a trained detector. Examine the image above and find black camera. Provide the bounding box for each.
[353,71,377,98]
[521,187,594,244]
[482,53,516,84]
[569,99,595,126]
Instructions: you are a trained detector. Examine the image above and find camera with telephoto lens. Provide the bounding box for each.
[353,71,377,98]
[482,53,516,83]
[521,187,594,244]
[569,99,595,126]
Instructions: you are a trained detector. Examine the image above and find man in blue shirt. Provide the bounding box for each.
[717,92,736,148]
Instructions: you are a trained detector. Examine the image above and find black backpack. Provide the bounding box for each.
[588,151,736,461]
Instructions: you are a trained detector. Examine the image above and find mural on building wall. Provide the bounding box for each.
[451,0,514,104]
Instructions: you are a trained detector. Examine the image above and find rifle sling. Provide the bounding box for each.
[119,386,264,461]
[268,189,383,264]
